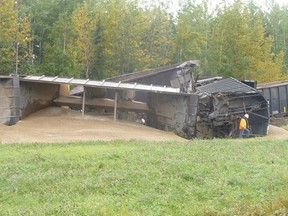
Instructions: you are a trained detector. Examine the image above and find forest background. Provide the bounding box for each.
[1,0,288,83]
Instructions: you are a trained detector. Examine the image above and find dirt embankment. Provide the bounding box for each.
[266,125,288,139]
[1,107,288,144]
[266,117,288,139]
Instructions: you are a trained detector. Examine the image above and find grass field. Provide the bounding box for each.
[0,138,288,215]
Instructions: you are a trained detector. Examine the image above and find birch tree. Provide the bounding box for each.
[0,0,31,75]
[71,1,96,78]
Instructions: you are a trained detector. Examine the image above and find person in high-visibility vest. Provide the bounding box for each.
[239,114,250,138]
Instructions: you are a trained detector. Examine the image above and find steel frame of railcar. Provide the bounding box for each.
[257,81,288,116]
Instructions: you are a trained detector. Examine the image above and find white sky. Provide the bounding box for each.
[173,0,288,7]
[159,0,288,14]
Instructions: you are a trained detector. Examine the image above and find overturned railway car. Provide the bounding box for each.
[196,78,269,138]
[0,71,198,139]
[0,60,270,139]
[109,63,270,138]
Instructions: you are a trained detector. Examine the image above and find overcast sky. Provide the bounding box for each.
[172,0,288,7]
[153,0,288,14]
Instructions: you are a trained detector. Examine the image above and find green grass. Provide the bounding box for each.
[0,138,288,215]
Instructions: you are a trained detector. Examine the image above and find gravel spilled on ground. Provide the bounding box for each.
[0,107,184,144]
[1,107,288,144]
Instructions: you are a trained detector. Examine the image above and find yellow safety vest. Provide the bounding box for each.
[239,118,247,130]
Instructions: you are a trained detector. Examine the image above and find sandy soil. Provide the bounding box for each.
[0,107,184,144]
[1,107,288,144]
[266,125,288,139]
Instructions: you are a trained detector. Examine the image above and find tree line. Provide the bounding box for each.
[0,0,288,83]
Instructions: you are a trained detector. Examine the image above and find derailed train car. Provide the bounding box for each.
[1,73,198,140]
[0,60,270,139]
[196,78,269,138]
[109,62,270,138]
